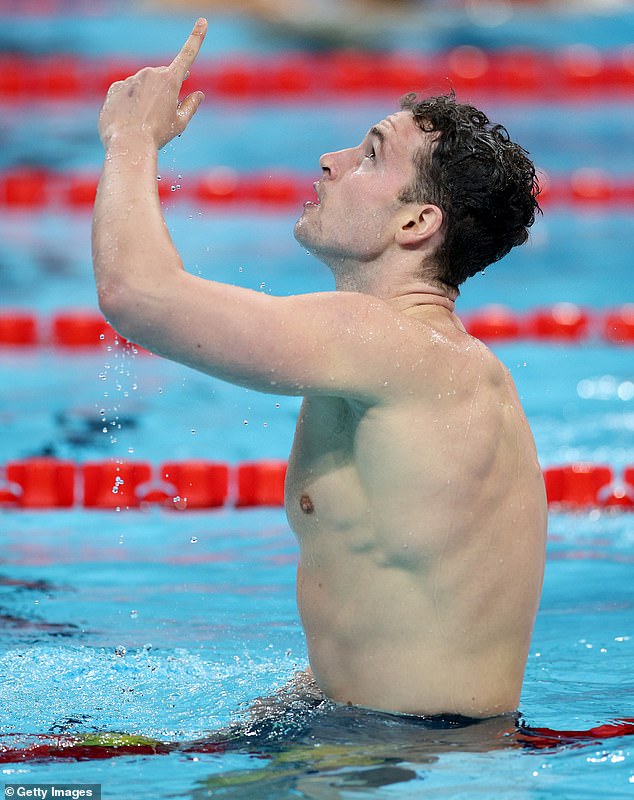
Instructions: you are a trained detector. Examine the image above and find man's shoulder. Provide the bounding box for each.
[398,308,498,365]
[392,311,513,398]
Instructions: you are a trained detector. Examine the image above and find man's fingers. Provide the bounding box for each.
[170,17,208,81]
[177,91,205,128]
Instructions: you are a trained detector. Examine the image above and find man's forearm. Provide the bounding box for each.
[91,18,208,332]
[91,137,182,320]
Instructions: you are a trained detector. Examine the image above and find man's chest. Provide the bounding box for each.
[284,397,367,531]
[292,396,359,455]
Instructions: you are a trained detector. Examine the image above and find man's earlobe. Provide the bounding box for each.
[395,204,443,247]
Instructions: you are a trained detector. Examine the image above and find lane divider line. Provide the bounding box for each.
[0,458,285,510]
[0,305,633,348]
[2,168,634,210]
[0,458,632,511]
[2,46,634,101]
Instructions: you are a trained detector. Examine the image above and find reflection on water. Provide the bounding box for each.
[187,699,518,799]
[2,679,632,799]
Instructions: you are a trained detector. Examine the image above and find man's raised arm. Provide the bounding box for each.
[92,18,208,313]
[91,20,408,401]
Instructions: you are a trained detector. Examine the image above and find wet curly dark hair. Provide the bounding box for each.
[399,92,541,289]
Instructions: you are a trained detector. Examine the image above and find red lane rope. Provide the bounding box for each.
[2,47,634,101]
[0,738,178,764]
[1,168,634,210]
[515,718,634,750]
[0,458,632,510]
[0,305,633,348]
[2,718,634,763]
[0,458,285,510]
[0,0,113,14]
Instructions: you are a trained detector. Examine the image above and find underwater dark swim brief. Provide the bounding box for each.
[222,695,517,755]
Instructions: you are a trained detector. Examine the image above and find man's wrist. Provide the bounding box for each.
[103,131,158,161]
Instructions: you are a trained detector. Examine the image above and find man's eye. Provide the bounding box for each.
[365,148,376,160]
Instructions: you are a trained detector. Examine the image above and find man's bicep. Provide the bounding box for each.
[267,291,402,398]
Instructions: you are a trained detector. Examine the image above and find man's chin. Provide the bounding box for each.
[293,216,315,249]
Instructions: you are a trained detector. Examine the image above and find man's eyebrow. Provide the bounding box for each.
[369,125,386,144]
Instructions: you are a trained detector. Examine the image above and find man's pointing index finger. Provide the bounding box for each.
[170,18,208,80]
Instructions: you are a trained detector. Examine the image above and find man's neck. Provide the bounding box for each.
[330,252,456,313]
[390,286,456,315]
[334,269,456,314]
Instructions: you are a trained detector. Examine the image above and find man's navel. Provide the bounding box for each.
[299,494,315,514]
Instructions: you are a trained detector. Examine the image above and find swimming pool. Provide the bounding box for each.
[1,5,634,799]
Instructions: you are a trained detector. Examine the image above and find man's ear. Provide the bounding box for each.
[395,204,443,248]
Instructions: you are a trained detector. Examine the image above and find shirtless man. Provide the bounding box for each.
[93,18,547,720]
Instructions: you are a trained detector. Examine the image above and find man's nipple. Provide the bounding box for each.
[299,494,314,514]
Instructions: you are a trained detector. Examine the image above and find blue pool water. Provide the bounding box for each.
[1,6,634,799]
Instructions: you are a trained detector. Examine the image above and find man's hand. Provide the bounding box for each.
[97,18,208,151]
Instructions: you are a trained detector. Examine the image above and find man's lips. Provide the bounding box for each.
[301,180,321,210]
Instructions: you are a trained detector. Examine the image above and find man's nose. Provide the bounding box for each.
[319,151,336,179]
[319,148,351,179]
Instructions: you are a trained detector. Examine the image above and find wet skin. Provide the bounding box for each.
[92,19,548,718]
[284,299,546,717]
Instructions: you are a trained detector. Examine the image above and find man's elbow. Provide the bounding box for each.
[97,278,171,353]
[96,280,138,341]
